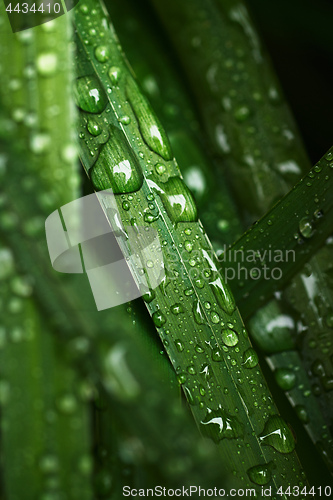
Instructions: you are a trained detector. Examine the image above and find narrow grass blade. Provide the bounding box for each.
[225,147,333,316]
[115,0,333,474]
[146,0,333,474]
[74,1,310,493]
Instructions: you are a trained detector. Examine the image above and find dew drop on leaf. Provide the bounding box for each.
[259,415,296,453]
[243,348,259,368]
[74,75,107,114]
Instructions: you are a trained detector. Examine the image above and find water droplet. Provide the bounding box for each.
[36,53,57,77]
[243,348,259,368]
[171,303,184,315]
[57,394,77,414]
[152,311,166,327]
[74,75,107,114]
[39,454,59,474]
[80,3,89,14]
[194,277,205,289]
[212,348,223,362]
[200,405,244,443]
[259,415,296,453]
[87,119,101,136]
[299,217,314,238]
[126,77,172,160]
[234,106,250,122]
[184,241,193,253]
[10,276,32,297]
[193,299,205,324]
[108,66,120,85]
[30,132,51,154]
[187,364,196,375]
[295,405,308,423]
[274,368,296,391]
[119,115,131,125]
[210,311,220,324]
[177,372,187,384]
[155,163,166,175]
[221,328,238,346]
[175,340,184,352]
[195,344,204,353]
[144,212,159,223]
[90,127,143,193]
[325,151,333,162]
[94,45,110,63]
[156,176,197,223]
[61,143,78,165]
[202,250,235,314]
[0,248,15,279]
[247,462,273,485]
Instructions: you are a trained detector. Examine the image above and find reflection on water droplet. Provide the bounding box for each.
[156,177,197,223]
[126,77,172,160]
[108,66,120,85]
[274,368,296,391]
[259,415,296,453]
[193,299,205,325]
[95,45,110,63]
[234,106,250,122]
[221,328,238,347]
[57,394,77,414]
[247,462,273,485]
[74,75,107,114]
[90,127,143,194]
[299,217,314,238]
[152,311,166,327]
[87,119,101,136]
[171,303,184,315]
[295,405,308,423]
[243,348,258,368]
[30,132,51,154]
[36,53,57,76]
[200,405,244,443]
[39,454,59,474]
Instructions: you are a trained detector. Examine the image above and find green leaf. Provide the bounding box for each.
[74,1,309,493]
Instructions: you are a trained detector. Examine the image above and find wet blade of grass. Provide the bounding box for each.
[112,0,333,475]
[225,147,333,316]
[0,6,94,499]
[146,0,333,474]
[74,1,309,493]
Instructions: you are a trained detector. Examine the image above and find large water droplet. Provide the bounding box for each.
[299,217,314,238]
[221,328,238,347]
[247,462,273,485]
[193,299,205,324]
[126,77,172,160]
[36,53,57,76]
[274,368,296,391]
[156,177,197,223]
[108,66,120,85]
[259,415,296,453]
[90,127,143,193]
[200,405,244,443]
[87,119,101,136]
[171,303,184,315]
[243,348,259,368]
[152,310,166,327]
[95,45,110,63]
[74,75,107,114]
